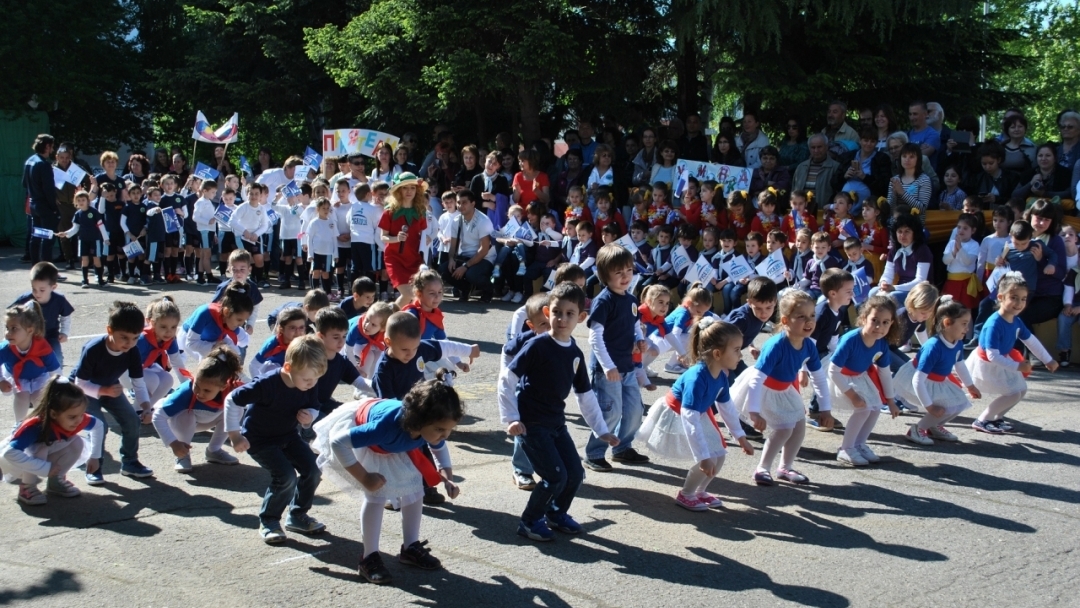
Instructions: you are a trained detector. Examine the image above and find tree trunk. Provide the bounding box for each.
[676,32,699,119]
[517,80,541,146]
[474,102,487,149]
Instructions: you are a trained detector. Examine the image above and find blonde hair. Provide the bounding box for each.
[903,281,939,312]
[145,295,181,323]
[682,282,712,307]
[689,319,742,362]
[284,334,329,376]
[5,301,45,338]
[386,180,430,218]
[365,302,395,323]
[779,290,815,321]
[642,284,671,308]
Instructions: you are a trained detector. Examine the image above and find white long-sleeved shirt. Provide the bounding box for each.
[304,217,340,257]
[1,417,105,477]
[60,219,110,242]
[272,197,306,241]
[192,197,217,232]
[76,375,149,406]
[978,234,1009,275]
[349,202,385,246]
[333,201,354,245]
[228,202,271,242]
[151,402,222,447]
[943,238,979,274]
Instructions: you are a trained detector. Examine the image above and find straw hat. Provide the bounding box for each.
[389,172,428,199]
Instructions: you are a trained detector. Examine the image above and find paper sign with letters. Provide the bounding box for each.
[193,162,220,181]
[686,254,717,286]
[670,245,692,275]
[52,164,87,189]
[162,208,182,234]
[52,167,67,190]
[756,250,788,284]
[123,241,144,258]
[673,159,752,199]
[614,233,638,254]
[985,266,1009,295]
[322,129,400,158]
[629,273,642,295]
[32,227,54,240]
[722,255,755,282]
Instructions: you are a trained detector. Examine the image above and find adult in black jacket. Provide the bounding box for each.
[832,129,894,206]
[23,134,58,263]
[963,141,1021,210]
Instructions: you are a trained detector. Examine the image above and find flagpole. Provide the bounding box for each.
[222,142,230,175]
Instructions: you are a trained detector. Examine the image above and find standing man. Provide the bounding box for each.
[23,134,59,263]
[908,100,941,168]
[54,143,81,269]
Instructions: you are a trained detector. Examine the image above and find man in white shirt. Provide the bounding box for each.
[441,190,496,303]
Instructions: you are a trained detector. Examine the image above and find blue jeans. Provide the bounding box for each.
[586,362,643,460]
[512,435,534,475]
[721,282,741,314]
[247,434,321,526]
[85,394,141,466]
[519,424,584,522]
[1057,311,1078,352]
[889,345,911,373]
[47,335,63,370]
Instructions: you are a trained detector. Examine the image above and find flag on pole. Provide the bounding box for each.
[193,162,220,181]
[192,111,239,144]
[304,146,323,169]
[239,156,253,176]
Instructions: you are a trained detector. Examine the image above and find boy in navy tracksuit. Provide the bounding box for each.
[11,263,75,368]
[225,335,329,544]
[120,190,151,284]
[301,308,374,441]
[71,301,153,482]
[58,192,109,286]
[807,268,855,430]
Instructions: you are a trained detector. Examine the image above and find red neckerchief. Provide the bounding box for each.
[638,304,667,337]
[14,413,91,443]
[9,337,53,391]
[261,336,288,361]
[402,301,444,334]
[355,315,386,367]
[208,304,238,345]
[354,398,442,486]
[141,326,174,371]
[177,372,241,410]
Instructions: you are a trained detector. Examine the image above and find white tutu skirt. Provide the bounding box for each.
[312,401,424,505]
[893,362,971,417]
[965,352,1026,396]
[829,371,884,412]
[636,397,727,462]
[731,368,806,432]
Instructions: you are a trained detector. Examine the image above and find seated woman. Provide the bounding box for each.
[748,146,792,205]
[832,128,892,212]
[1012,143,1073,206]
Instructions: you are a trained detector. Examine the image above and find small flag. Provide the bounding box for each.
[213,205,233,226]
[304,146,323,169]
[32,227,54,239]
[123,241,145,258]
[193,162,220,181]
[192,111,239,144]
[853,266,871,304]
[281,181,302,198]
[162,208,182,234]
[792,209,804,229]
[841,218,860,239]
[240,156,253,176]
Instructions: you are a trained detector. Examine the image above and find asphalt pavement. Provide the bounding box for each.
[0,250,1077,607]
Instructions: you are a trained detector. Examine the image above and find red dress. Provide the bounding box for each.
[727,211,750,241]
[749,211,779,236]
[594,209,627,236]
[378,208,428,287]
[780,210,817,243]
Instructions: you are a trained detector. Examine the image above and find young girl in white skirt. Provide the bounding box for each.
[1,377,103,505]
[827,295,901,467]
[894,296,982,445]
[731,290,834,486]
[151,345,242,474]
[0,302,60,431]
[637,318,753,511]
[126,296,188,420]
[966,272,1059,435]
[314,370,461,585]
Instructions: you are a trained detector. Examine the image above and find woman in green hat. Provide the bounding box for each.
[379,172,430,307]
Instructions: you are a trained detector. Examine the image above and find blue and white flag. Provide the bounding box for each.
[123,241,144,258]
[281,181,302,198]
[193,162,220,181]
[304,146,323,169]
[240,156,253,176]
[852,266,871,304]
[162,208,182,234]
[213,205,233,226]
[32,227,54,239]
[266,207,280,225]
[841,218,860,240]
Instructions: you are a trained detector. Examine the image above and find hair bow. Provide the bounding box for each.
[698,316,717,329]
[806,191,814,201]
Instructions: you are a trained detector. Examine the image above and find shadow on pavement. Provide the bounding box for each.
[0,569,80,605]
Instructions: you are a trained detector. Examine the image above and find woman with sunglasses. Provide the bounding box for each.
[779,116,810,171]
[1055,111,1080,174]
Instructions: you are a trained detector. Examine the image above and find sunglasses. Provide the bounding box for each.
[350,160,363,165]
[1060,124,1077,130]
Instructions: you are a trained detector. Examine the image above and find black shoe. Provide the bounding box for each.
[399,540,441,570]
[583,458,613,472]
[611,448,650,464]
[197,274,207,285]
[457,289,470,303]
[358,552,393,584]
[422,485,445,505]
[479,291,493,304]
[1059,350,1071,368]
[19,256,31,263]
[740,419,763,438]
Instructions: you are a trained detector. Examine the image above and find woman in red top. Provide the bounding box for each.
[511,149,550,209]
[378,173,429,307]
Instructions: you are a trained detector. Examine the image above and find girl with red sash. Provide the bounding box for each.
[151,346,243,474]
[731,291,834,486]
[965,273,1059,435]
[637,318,754,512]
[129,296,186,409]
[893,296,982,446]
[0,302,59,435]
[313,371,462,585]
[178,281,254,366]
[1,378,102,506]
[827,296,901,467]
[636,285,672,389]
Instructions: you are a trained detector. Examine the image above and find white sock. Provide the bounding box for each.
[400,495,423,548]
[360,498,384,558]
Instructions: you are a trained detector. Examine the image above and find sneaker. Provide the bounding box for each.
[856,444,881,463]
[154,277,166,284]
[905,424,934,446]
[285,513,326,534]
[501,291,514,302]
[177,266,187,275]
[98,276,108,286]
[971,419,1004,435]
[696,492,723,508]
[752,469,774,486]
[583,458,613,472]
[928,425,959,442]
[899,343,912,353]
[120,461,154,478]
[18,485,47,505]
[141,278,153,286]
[46,476,81,497]
[806,417,828,431]
[996,419,1015,432]
[611,448,650,464]
[513,473,536,490]
[516,265,527,277]
[837,448,869,466]
[517,518,556,542]
[1058,350,1071,368]
[399,540,442,569]
[645,367,659,379]
[423,485,446,505]
[776,467,810,485]
[197,274,207,285]
[80,280,90,287]
[674,491,708,511]
[511,291,524,304]
[260,281,270,289]
[174,456,193,473]
[358,552,393,584]
[664,361,688,374]
[85,469,105,486]
[492,266,502,279]
[260,523,287,544]
[205,448,239,465]
[545,512,582,534]
[126,276,137,285]
[479,291,493,304]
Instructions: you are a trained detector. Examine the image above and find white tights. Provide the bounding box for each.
[758,419,806,472]
[917,409,959,430]
[978,391,1025,422]
[167,410,227,452]
[11,390,42,430]
[360,494,422,558]
[682,455,724,495]
[22,438,83,486]
[143,369,174,405]
[841,407,881,450]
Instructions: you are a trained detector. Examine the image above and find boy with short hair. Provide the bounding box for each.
[191,180,219,285]
[228,182,272,287]
[801,232,841,300]
[72,301,153,482]
[499,282,617,541]
[214,249,264,353]
[272,181,309,290]
[501,292,552,489]
[340,277,377,319]
[57,192,110,287]
[346,301,394,378]
[349,183,386,300]
[120,183,152,284]
[583,244,649,471]
[643,224,677,290]
[225,335,329,544]
[807,268,855,431]
[11,263,75,368]
[300,308,375,441]
[841,237,874,282]
[332,180,356,299]
[251,308,310,378]
[266,289,331,333]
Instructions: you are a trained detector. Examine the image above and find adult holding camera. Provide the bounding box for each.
[1013,144,1072,202]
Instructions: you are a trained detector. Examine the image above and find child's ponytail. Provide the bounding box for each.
[146,295,181,323]
[197,345,243,384]
[928,294,966,338]
[220,281,254,316]
[688,317,743,362]
[401,368,464,432]
[29,376,87,441]
[5,301,45,338]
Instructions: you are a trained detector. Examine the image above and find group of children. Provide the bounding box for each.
[0,189,1070,584]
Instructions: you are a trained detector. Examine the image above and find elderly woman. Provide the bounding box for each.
[1056,110,1080,173]
[748,145,791,203]
[886,132,939,191]
[1001,114,1037,175]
